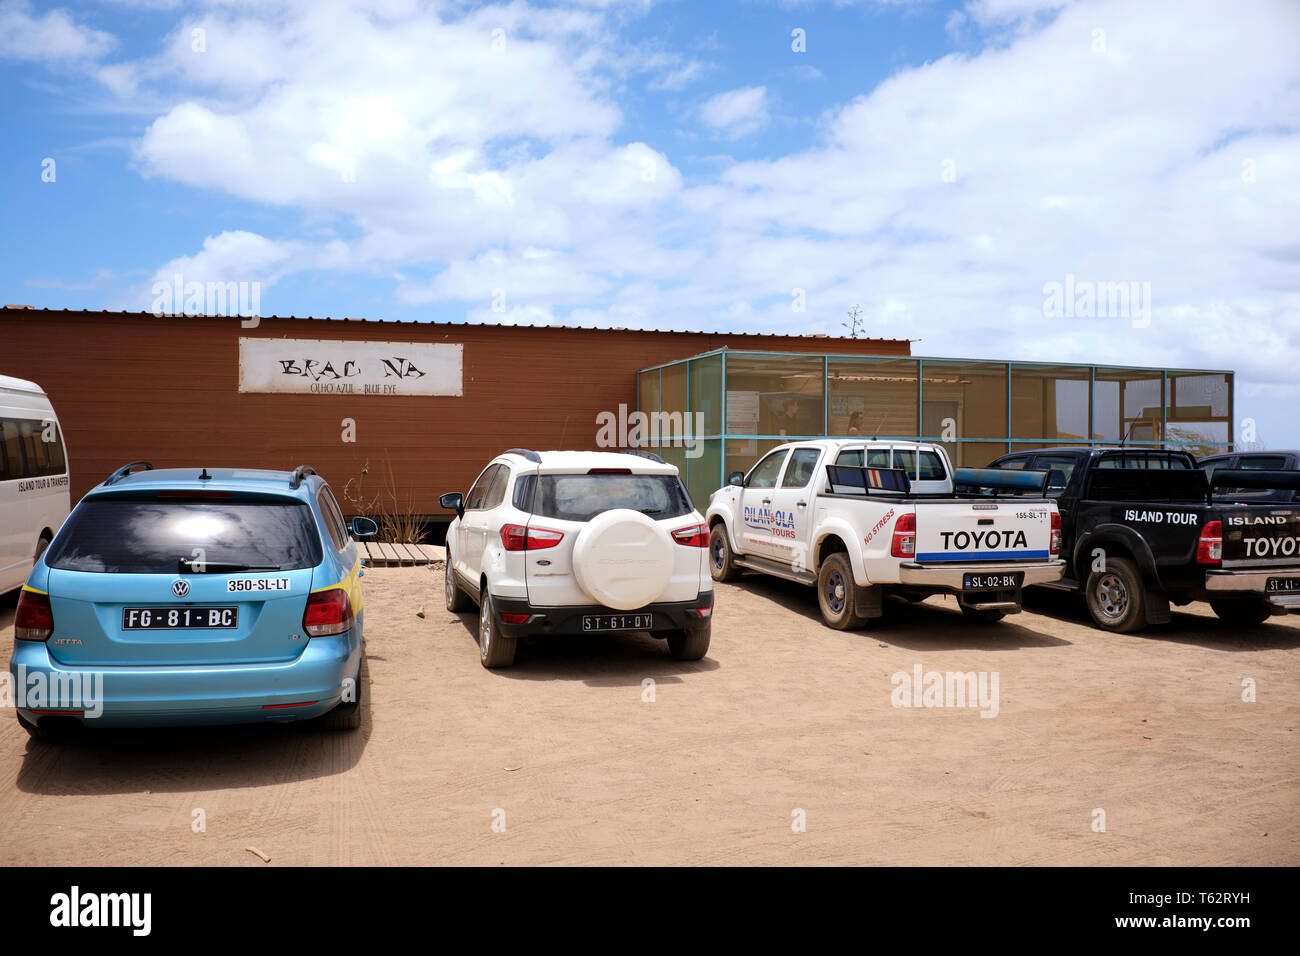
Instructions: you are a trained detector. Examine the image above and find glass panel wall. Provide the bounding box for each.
[1093,368,1163,442]
[724,352,825,438]
[827,357,919,438]
[921,360,1007,447]
[1011,364,1091,442]
[1166,371,1231,457]
[639,351,1233,498]
[689,354,723,438]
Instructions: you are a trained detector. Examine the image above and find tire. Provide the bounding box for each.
[817,553,869,630]
[667,625,711,661]
[319,659,363,730]
[960,605,1006,624]
[478,590,517,668]
[33,534,51,564]
[444,556,471,612]
[1084,555,1147,633]
[708,524,743,582]
[1210,598,1272,627]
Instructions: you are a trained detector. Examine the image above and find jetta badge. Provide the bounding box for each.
[171,580,190,598]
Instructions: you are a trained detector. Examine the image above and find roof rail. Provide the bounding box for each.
[103,461,153,486]
[504,448,542,463]
[289,465,317,489]
[621,449,666,464]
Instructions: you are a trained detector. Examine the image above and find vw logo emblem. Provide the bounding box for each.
[171,580,190,598]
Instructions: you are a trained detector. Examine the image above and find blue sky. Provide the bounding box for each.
[2,0,1298,447]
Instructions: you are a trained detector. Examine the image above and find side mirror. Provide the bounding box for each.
[350,516,379,539]
[728,471,746,487]
[439,492,465,518]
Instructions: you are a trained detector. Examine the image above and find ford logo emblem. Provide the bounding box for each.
[172,580,190,598]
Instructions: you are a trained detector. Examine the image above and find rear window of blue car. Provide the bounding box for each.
[45,495,324,574]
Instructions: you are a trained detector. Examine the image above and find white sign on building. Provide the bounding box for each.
[239,338,463,396]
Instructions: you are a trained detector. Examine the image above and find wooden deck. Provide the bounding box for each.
[359,542,446,567]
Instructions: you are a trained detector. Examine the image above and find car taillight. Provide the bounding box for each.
[15,590,53,641]
[500,612,531,625]
[1050,512,1062,556]
[303,588,354,637]
[891,513,916,558]
[1197,520,1222,565]
[672,523,709,547]
[499,523,565,551]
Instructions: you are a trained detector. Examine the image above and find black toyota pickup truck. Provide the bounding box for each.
[982,447,1300,632]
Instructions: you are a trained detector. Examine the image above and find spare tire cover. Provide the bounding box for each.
[572,508,675,610]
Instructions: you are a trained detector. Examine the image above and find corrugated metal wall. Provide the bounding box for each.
[0,308,910,517]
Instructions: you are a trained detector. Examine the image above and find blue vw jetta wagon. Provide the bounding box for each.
[9,462,377,738]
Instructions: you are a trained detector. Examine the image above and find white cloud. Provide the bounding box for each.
[697,85,769,139]
[83,0,1300,444]
[0,0,115,62]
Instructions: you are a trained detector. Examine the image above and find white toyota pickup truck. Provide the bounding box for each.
[705,439,1066,629]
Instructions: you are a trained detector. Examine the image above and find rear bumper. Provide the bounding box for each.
[896,559,1066,592]
[492,592,714,638]
[1203,568,1300,612]
[7,632,360,729]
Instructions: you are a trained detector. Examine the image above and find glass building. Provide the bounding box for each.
[636,350,1234,508]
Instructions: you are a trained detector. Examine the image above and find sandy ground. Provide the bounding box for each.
[1,566,1297,866]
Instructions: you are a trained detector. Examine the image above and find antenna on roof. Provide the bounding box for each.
[869,415,887,441]
[559,415,570,450]
[1120,420,1137,447]
[199,468,212,480]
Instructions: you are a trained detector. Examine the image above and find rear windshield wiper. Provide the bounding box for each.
[640,508,663,515]
[178,560,284,573]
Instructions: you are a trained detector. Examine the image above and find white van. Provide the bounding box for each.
[0,375,71,593]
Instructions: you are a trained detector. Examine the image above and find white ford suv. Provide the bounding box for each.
[439,449,714,668]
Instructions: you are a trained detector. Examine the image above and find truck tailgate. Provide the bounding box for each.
[1221,506,1300,567]
[914,501,1054,562]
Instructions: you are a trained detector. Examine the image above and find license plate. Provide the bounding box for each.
[1265,577,1300,594]
[122,607,239,630]
[582,613,653,632]
[962,572,1024,590]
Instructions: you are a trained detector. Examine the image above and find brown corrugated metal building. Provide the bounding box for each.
[1,307,910,528]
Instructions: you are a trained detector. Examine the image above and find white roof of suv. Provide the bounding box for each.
[504,450,678,475]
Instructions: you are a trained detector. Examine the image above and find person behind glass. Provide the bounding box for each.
[846,411,863,436]
[777,396,803,436]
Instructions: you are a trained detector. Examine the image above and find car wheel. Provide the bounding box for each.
[667,624,711,661]
[1209,598,1272,627]
[708,524,742,582]
[960,604,1006,624]
[1084,556,1147,633]
[444,557,471,612]
[33,533,51,564]
[817,553,869,630]
[319,658,363,730]
[478,591,517,668]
